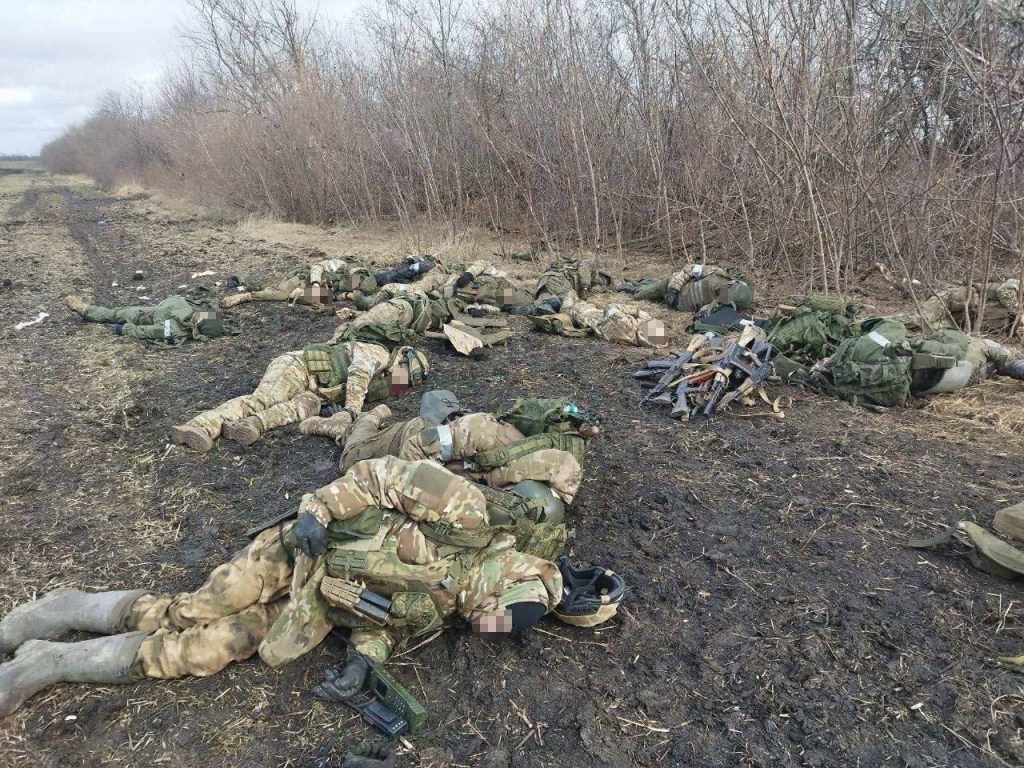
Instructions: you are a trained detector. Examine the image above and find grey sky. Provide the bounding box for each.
[0,0,361,156]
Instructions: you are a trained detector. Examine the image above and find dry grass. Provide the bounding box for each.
[926,378,1024,435]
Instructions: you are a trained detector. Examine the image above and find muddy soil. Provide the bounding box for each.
[1,166,1024,768]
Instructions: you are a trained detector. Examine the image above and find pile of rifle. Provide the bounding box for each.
[634,330,782,420]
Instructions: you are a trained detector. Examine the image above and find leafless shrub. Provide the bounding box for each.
[39,0,1024,301]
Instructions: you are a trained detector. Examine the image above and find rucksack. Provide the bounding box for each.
[827,319,912,407]
[768,295,861,366]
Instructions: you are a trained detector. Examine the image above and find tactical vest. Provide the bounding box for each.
[827,320,912,407]
[466,431,587,471]
[474,484,570,562]
[304,342,352,388]
[674,273,753,312]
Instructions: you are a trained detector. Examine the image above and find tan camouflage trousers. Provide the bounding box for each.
[469,448,583,504]
[127,527,293,679]
[251,275,304,302]
[184,352,320,438]
[340,409,425,473]
[567,301,657,347]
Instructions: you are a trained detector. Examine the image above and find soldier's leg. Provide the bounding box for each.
[127,526,293,632]
[343,344,391,412]
[475,448,583,504]
[177,353,311,445]
[135,599,287,679]
[250,275,304,302]
[338,405,394,472]
[80,305,151,325]
[566,302,603,333]
[221,391,321,445]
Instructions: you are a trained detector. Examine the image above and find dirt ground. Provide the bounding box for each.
[2,162,1024,768]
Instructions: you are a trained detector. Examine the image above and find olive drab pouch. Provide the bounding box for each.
[304,342,354,389]
[723,275,754,310]
[495,397,583,436]
[339,322,418,350]
[514,521,571,562]
[326,506,387,545]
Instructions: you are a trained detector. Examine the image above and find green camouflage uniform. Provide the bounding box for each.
[244,257,371,304]
[119,458,563,678]
[179,342,392,442]
[666,264,754,312]
[335,409,584,502]
[534,257,613,303]
[333,295,463,345]
[80,296,202,345]
[899,280,1021,334]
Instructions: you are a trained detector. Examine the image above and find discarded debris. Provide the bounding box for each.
[191,270,215,279]
[14,312,49,331]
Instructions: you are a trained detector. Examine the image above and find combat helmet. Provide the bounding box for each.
[511,480,565,525]
[553,556,625,627]
[419,389,462,425]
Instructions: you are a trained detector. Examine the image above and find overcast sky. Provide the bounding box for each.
[0,0,361,156]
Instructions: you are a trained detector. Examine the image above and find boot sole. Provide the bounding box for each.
[170,426,214,452]
[221,422,261,446]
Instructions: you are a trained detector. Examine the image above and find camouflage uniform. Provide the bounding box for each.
[114,458,562,678]
[332,295,462,343]
[331,409,584,502]
[238,260,364,305]
[447,261,534,310]
[565,300,667,348]
[901,280,1021,334]
[534,257,612,303]
[78,296,202,344]
[178,342,391,442]
[665,264,754,312]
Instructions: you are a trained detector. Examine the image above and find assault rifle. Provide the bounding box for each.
[638,333,710,406]
[324,629,428,738]
[698,338,778,417]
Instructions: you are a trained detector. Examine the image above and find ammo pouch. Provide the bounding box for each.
[326,506,387,545]
[340,323,417,350]
[476,483,545,526]
[466,432,587,471]
[304,343,352,389]
[514,521,571,562]
[495,397,582,437]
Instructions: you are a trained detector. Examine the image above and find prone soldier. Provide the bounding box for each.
[65,294,229,346]
[170,342,428,452]
[0,458,623,718]
[617,264,754,313]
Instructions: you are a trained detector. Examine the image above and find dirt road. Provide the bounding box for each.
[1,165,1023,767]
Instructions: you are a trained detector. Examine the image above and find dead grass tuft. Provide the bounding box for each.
[925,379,1024,435]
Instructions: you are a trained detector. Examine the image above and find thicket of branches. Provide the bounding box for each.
[41,0,1024,294]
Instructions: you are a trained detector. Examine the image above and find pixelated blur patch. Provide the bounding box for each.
[472,608,513,634]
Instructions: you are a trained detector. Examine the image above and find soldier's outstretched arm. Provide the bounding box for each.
[297,457,486,531]
[121,321,171,340]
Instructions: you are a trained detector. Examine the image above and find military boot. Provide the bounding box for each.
[1004,360,1024,380]
[170,424,215,452]
[64,295,89,315]
[221,416,264,446]
[220,292,253,308]
[0,633,147,717]
[0,589,147,656]
[299,412,355,443]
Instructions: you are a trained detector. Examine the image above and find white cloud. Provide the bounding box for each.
[0,0,363,155]
[0,87,34,107]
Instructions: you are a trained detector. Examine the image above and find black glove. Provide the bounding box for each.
[108,323,125,335]
[467,307,486,319]
[577,407,601,426]
[294,513,328,558]
[321,404,346,418]
[454,271,474,289]
[664,289,680,309]
[312,655,372,702]
[615,283,636,293]
[341,742,396,768]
